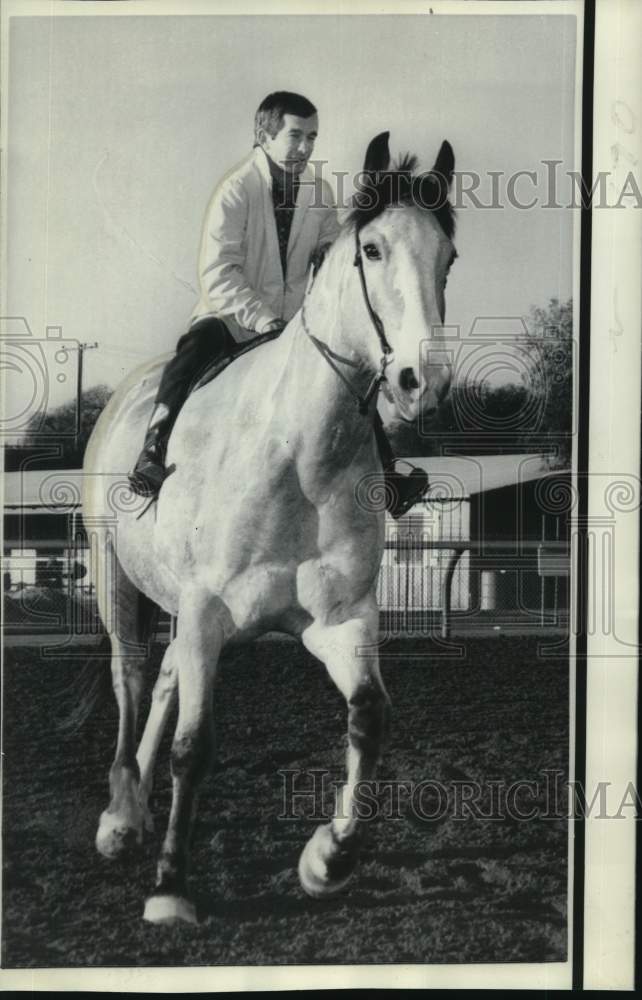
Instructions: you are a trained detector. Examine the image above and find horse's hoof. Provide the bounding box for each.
[298,823,359,898]
[143,894,198,926]
[95,809,142,859]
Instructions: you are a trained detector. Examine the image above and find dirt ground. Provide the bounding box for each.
[2,636,569,968]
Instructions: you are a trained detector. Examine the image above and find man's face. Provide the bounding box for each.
[260,113,319,174]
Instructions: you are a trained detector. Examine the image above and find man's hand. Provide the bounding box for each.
[263,319,287,334]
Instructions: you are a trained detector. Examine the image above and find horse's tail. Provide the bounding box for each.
[56,635,113,734]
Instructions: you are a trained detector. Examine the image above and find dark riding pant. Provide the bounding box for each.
[154,316,236,415]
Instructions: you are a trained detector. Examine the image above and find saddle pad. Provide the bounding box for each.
[191,329,281,394]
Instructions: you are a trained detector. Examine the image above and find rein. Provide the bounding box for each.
[301,230,395,417]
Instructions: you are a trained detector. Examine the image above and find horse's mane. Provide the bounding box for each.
[347,152,456,240]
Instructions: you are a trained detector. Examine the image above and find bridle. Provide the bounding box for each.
[301,229,395,416]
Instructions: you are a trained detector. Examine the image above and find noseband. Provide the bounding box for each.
[301,229,395,416]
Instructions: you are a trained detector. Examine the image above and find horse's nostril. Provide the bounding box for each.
[399,367,419,392]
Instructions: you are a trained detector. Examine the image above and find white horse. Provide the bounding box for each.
[82,132,456,925]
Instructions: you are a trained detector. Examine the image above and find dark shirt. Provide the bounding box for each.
[267,156,300,278]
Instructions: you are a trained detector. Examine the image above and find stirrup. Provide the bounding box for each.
[127,454,171,498]
[127,470,165,498]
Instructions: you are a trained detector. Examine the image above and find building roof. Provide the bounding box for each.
[3,470,86,511]
[410,454,569,500]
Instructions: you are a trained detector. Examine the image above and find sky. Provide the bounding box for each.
[5,9,577,422]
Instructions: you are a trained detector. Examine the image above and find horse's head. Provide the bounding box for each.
[350,131,456,423]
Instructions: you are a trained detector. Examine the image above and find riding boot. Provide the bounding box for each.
[373,412,429,519]
[127,403,175,497]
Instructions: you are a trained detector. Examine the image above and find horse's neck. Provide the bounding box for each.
[277,231,381,484]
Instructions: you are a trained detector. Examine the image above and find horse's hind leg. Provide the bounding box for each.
[299,599,391,897]
[94,543,158,859]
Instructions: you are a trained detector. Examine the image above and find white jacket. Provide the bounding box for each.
[191,146,341,341]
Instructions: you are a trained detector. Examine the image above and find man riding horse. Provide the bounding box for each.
[128,91,428,518]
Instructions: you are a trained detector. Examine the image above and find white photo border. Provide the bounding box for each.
[1,0,639,991]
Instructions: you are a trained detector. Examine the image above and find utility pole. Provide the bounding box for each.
[73,342,98,439]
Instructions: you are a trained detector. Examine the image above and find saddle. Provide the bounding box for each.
[190,329,281,394]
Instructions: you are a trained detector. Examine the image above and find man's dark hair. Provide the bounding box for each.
[254,91,317,145]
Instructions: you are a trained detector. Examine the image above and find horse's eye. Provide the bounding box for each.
[363,243,381,261]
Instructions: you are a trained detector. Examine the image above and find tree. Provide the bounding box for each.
[521,298,573,468]
[4,384,113,470]
[385,382,536,457]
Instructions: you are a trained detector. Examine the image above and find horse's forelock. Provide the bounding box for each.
[348,153,455,240]
[394,152,419,174]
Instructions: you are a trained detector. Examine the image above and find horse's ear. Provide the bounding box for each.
[363,131,391,174]
[432,140,455,190]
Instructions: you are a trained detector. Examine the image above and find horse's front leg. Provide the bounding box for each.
[143,591,226,926]
[299,598,391,897]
